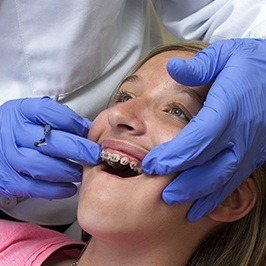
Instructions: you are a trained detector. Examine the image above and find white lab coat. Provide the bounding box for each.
[0,0,265,239]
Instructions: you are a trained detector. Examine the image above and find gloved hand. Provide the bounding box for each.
[142,38,266,221]
[0,97,101,200]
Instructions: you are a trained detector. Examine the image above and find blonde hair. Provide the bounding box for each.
[188,164,266,266]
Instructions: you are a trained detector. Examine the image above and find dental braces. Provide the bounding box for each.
[100,150,142,174]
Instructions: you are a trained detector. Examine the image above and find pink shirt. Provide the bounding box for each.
[0,220,85,265]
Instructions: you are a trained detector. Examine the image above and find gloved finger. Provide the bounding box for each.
[7,147,82,182]
[40,130,101,164]
[1,172,78,200]
[142,100,230,175]
[20,97,90,137]
[186,165,247,222]
[17,124,101,165]
[83,117,93,128]
[162,149,238,205]
[166,39,236,86]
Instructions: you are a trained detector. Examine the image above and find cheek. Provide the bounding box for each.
[88,112,108,142]
[149,120,183,145]
[78,169,188,239]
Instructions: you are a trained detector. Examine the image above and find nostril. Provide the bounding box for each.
[118,124,134,131]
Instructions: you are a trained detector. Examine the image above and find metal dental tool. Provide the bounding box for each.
[34,124,52,147]
[34,95,59,147]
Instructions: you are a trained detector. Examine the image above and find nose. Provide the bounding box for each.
[107,99,146,135]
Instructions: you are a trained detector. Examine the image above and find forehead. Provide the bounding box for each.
[130,50,209,100]
[133,50,194,82]
[136,50,194,72]
[134,50,194,83]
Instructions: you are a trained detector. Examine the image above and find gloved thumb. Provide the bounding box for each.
[166,40,237,86]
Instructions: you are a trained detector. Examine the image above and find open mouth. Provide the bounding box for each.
[100,149,142,178]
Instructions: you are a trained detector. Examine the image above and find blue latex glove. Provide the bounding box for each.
[0,97,101,200]
[142,38,266,221]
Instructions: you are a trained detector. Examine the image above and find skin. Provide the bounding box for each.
[77,50,216,265]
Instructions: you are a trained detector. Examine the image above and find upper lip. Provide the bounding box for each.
[100,139,148,162]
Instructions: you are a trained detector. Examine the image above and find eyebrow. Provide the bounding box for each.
[120,74,141,86]
[173,84,205,104]
[120,74,205,104]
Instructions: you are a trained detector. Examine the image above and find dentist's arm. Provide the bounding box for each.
[0,97,101,200]
[142,38,266,221]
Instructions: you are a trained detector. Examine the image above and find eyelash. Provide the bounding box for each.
[113,90,191,122]
[113,90,134,103]
[165,103,191,122]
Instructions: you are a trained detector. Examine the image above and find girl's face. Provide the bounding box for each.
[78,50,210,246]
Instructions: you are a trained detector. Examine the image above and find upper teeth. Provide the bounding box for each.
[100,150,142,174]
